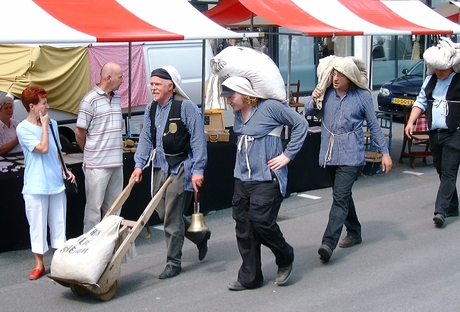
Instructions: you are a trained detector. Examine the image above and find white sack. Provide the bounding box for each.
[424,36,460,75]
[51,215,123,285]
[206,46,287,109]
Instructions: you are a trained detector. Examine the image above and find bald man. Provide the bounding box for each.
[75,62,124,233]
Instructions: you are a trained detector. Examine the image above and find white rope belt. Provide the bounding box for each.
[322,123,360,168]
[236,126,283,179]
[237,135,254,178]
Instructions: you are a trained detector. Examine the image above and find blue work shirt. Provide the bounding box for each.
[305,87,389,167]
[134,95,207,192]
[233,98,308,196]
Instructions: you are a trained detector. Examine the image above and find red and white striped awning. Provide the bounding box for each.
[434,1,460,23]
[205,0,460,36]
[1,0,255,44]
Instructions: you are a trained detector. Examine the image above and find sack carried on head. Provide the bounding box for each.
[206,46,287,110]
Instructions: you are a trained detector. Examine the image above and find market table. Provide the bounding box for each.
[0,128,331,253]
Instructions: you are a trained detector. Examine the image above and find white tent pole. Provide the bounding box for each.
[201,39,206,119]
[128,42,132,120]
[285,34,293,140]
[367,36,373,90]
[287,34,292,96]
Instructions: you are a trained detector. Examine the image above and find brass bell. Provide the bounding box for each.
[187,191,209,232]
[188,212,209,232]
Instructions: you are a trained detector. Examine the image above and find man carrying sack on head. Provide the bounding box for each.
[305,57,392,263]
[405,37,460,228]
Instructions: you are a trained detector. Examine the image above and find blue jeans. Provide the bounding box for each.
[322,166,361,250]
[429,130,460,216]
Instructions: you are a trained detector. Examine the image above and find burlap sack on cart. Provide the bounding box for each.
[51,215,123,285]
[205,46,287,110]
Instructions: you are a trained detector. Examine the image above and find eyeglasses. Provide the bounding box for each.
[331,71,345,79]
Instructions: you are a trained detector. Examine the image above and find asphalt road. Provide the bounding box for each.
[2,107,460,312]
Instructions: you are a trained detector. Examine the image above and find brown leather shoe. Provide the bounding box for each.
[339,236,362,248]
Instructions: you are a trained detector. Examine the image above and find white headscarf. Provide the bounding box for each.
[221,76,261,98]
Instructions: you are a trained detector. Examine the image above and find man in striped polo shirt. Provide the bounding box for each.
[75,61,124,234]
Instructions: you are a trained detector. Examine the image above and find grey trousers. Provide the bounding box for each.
[152,166,206,266]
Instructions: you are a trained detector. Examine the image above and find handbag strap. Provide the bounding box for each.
[49,123,69,178]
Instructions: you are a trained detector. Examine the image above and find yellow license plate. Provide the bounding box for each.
[392,98,414,105]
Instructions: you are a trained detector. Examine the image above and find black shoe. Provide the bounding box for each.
[159,264,181,279]
[197,231,211,261]
[227,281,247,291]
[433,214,445,227]
[318,244,333,263]
[446,211,459,217]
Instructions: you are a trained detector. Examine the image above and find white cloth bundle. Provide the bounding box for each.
[205,46,287,109]
[424,36,460,75]
[51,215,123,285]
[314,56,369,110]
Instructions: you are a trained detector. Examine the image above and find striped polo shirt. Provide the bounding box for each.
[76,85,123,169]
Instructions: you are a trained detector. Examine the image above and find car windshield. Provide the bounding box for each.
[406,61,424,76]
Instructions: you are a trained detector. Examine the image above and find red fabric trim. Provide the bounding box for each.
[340,0,443,35]
[203,0,254,25]
[239,0,362,36]
[33,0,183,42]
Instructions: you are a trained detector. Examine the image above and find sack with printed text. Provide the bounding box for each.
[50,215,123,284]
[205,46,287,110]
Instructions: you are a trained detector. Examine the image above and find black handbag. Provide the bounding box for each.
[49,124,78,195]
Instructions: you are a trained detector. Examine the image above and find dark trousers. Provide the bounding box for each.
[429,130,460,216]
[232,178,294,288]
[322,166,361,250]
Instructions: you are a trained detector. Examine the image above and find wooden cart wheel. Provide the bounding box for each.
[93,281,117,301]
[70,283,89,296]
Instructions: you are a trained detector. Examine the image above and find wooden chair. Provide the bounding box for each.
[361,113,392,175]
[363,113,392,153]
[285,80,303,112]
[399,105,432,169]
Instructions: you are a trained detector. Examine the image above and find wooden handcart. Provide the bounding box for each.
[49,176,173,301]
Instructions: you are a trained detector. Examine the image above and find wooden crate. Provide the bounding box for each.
[204,110,229,142]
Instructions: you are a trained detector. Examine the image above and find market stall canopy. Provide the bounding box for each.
[1,0,258,44]
[434,1,460,23]
[205,0,460,36]
[204,0,275,27]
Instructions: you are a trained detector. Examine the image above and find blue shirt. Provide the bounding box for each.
[134,95,207,192]
[305,87,389,167]
[16,119,65,195]
[412,72,455,130]
[233,99,308,196]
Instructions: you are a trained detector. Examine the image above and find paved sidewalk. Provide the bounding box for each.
[3,115,460,312]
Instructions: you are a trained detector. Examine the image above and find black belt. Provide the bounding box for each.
[431,129,449,133]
